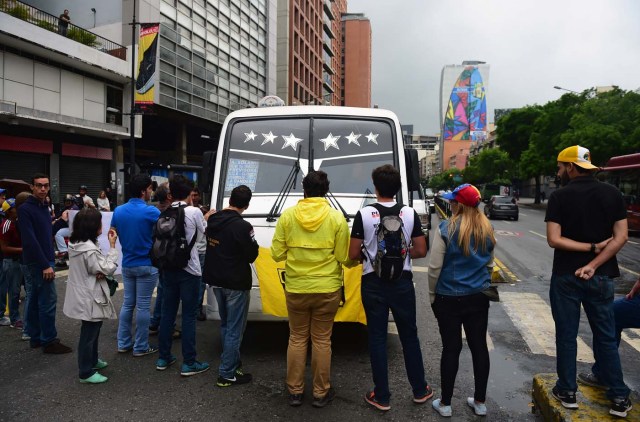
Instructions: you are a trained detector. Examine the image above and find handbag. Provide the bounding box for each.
[481,285,500,302]
[105,275,118,297]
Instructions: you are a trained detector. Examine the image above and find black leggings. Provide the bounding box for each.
[431,293,490,405]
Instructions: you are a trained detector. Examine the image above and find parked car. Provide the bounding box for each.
[484,195,518,221]
[424,187,435,199]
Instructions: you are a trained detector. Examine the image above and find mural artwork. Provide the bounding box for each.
[443,66,487,141]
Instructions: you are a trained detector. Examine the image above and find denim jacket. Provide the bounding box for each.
[428,220,494,303]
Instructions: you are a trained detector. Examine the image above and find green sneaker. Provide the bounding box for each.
[93,359,108,370]
[79,373,108,384]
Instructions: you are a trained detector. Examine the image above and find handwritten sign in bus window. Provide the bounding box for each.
[225,158,259,192]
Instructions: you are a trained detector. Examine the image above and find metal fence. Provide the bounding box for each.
[1,0,126,60]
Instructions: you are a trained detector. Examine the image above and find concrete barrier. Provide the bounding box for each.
[532,373,639,421]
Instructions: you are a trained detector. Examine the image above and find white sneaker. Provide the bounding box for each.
[0,316,11,326]
[432,398,452,417]
[467,397,487,416]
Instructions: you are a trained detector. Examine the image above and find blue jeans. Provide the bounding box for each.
[592,294,640,380]
[550,273,629,399]
[117,266,158,353]
[159,269,200,365]
[360,272,428,404]
[150,271,166,328]
[55,227,70,253]
[1,259,23,323]
[213,288,250,378]
[22,263,58,347]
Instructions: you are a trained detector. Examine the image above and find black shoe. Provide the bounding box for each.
[148,325,159,335]
[43,341,72,354]
[577,372,608,390]
[197,309,206,321]
[312,387,335,408]
[54,261,68,269]
[610,397,632,418]
[552,386,578,409]
[289,393,303,407]
[216,369,252,387]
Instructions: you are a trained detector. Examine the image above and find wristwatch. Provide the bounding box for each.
[590,243,596,253]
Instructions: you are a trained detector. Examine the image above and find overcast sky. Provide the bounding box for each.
[347,0,640,135]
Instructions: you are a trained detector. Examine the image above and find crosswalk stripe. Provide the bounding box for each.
[621,329,640,354]
[500,292,594,363]
[461,328,494,351]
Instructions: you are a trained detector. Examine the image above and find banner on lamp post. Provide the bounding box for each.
[134,23,159,113]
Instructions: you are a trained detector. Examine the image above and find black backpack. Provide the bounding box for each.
[150,205,196,270]
[366,203,408,281]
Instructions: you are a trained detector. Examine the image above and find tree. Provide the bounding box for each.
[428,168,463,191]
[496,106,542,162]
[463,149,513,185]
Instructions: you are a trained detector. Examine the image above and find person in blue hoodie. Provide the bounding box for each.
[19,173,73,354]
[427,184,495,418]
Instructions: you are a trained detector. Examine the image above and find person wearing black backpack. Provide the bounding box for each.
[154,175,210,377]
[349,164,432,412]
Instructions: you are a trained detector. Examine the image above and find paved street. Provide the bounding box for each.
[1,199,639,421]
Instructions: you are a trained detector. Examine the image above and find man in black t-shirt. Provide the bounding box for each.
[348,165,432,411]
[545,145,631,418]
[58,10,70,36]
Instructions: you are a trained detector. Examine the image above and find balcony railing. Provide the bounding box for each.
[0,0,126,60]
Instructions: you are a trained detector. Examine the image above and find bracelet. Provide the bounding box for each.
[590,243,596,253]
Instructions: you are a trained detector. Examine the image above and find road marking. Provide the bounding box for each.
[494,257,520,282]
[413,266,428,273]
[622,329,640,354]
[620,266,640,277]
[520,213,528,217]
[628,240,639,245]
[495,230,522,237]
[500,292,594,363]
[388,322,398,335]
[529,230,547,239]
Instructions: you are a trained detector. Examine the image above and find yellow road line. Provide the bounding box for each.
[500,292,594,363]
[620,265,640,277]
[494,257,520,282]
[412,266,428,273]
[628,240,639,245]
[529,230,547,239]
[622,329,640,354]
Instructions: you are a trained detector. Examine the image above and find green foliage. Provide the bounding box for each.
[428,168,463,191]
[463,149,514,185]
[8,4,30,20]
[67,27,98,47]
[36,19,56,31]
[496,106,542,162]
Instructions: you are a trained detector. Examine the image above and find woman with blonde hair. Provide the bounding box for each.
[428,184,496,418]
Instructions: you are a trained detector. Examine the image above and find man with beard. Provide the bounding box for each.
[545,145,631,418]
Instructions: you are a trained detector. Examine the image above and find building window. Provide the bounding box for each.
[106,86,123,125]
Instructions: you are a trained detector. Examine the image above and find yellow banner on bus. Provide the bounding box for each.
[254,247,367,324]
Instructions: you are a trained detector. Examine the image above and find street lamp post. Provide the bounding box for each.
[553,85,579,94]
[129,0,138,184]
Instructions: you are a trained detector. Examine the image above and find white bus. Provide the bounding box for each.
[202,102,428,322]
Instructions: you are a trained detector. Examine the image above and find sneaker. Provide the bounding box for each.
[181,361,210,377]
[54,261,68,270]
[21,332,30,341]
[364,391,391,411]
[43,341,72,354]
[117,346,133,353]
[10,320,24,330]
[414,385,435,403]
[312,387,336,408]
[156,355,177,371]
[216,369,252,386]
[467,397,487,416]
[577,372,608,390]
[93,359,108,370]
[289,393,303,407]
[79,372,108,384]
[197,308,207,321]
[133,346,158,357]
[432,398,452,417]
[0,316,10,326]
[148,326,159,335]
[551,386,578,409]
[610,397,632,418]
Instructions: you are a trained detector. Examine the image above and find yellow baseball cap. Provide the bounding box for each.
[557,145,598,170]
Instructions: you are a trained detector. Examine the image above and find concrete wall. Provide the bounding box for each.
[1,52,109,123]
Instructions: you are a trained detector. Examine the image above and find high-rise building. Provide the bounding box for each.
[277,0,346,106]
[341,12,370,107]
[439,60,490,170]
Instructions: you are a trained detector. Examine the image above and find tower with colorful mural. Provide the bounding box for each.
[439,61,490,170]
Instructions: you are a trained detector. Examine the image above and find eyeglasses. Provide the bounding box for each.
[34,183,50,189]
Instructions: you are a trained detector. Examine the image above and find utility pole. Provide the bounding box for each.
[129,0,137,184]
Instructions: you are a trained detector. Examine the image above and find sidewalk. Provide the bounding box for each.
[517,196,548,210]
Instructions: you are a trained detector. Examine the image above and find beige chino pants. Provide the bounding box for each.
[285,289,341,398]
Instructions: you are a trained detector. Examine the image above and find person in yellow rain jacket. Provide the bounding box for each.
[271,170,356,409]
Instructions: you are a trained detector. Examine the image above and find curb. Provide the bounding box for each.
[532,373,640,421]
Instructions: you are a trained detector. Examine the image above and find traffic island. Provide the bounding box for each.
[532,373,640,421]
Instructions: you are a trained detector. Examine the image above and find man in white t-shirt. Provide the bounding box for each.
[156,175,210,377]
[349,164,432,411]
